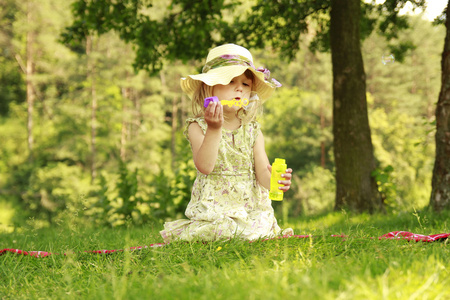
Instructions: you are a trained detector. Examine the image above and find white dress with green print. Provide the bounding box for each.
[160,117,291,242]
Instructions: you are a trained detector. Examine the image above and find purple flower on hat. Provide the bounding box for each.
[256,66,282,87]
[220,54,238,60]
[257,67,271,80]
[271,78,282,87]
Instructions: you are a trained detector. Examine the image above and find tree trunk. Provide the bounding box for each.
[120,72,132,161]
[430,2,450,212]
[26,0,35,161]
[160,71,179,169]
[120,86,129,161]
[171,95,178,170]
[86,35,97,183]
[330,0,383,213]
[320,100,326,168]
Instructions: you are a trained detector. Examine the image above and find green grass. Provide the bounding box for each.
[1,209,449,299]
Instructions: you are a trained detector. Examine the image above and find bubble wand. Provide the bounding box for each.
[204,96,257,109]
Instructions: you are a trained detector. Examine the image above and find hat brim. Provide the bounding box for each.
[180,65,275,101]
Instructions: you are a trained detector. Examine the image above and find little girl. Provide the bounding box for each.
[160,44,293,242]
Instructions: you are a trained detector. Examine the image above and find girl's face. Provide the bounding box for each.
[212,73,253,110]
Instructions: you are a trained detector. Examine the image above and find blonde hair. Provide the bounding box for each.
[191,70,263,124]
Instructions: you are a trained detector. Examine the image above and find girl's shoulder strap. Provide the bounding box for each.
[184,117,207,142]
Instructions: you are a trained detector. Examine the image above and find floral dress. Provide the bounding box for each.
[160,117,292,242]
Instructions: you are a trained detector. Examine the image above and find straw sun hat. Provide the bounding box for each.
[180,44,281,101]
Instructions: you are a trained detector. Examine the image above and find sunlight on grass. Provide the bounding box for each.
[1,210,449,299]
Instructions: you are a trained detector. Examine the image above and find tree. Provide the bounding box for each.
[86,34,97,183]
[60,0,237,73]
[61,0,426,213]
[330,0,382,212]
[25,0,36,160]
[232,0,424,212]
[430,1,450,212]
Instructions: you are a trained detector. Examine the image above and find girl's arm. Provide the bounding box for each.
[254,129,293,191]
[253,130,271,189]
[188,102,223,175]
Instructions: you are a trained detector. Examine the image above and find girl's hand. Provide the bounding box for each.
[204,102,223,130]
[280,168,293,192]
[267,166,293,192]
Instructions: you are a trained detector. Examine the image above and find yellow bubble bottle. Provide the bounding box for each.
[269,158,287,201]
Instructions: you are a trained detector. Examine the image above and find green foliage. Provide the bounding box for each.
[262,87,333,174]
[61,0,238,72]
[21,162,91,224]
[0,57,25,116]
[91,165,161,227]
[142,138,196,222]
[150,145,197,221]
[290,166,336,216]
[0,0,26,116]
[60,0,428,69]
[89,146,195,227]
[104,161,144,226]
[0,0,445,224]
[369,107,435,212]
[371,165,397,210]
[171,159,197,214]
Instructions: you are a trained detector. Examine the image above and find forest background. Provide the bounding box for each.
[0,0,446,231]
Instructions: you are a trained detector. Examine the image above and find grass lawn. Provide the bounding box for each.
[1,209,449,299]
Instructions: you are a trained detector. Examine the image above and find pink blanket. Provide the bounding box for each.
[1,231,448,258]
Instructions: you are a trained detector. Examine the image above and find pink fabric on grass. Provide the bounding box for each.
[378,231,450,242]
[0,243,165,258]
[1,232,448,258]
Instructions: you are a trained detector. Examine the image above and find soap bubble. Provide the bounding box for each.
[382,54,395,65]
[243,91,259,111]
